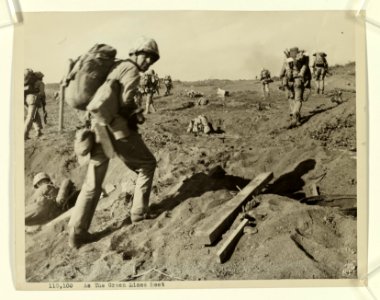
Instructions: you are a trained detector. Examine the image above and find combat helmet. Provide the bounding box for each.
[129,36,160,63]
[34,71,44,80]
[33,172,51,188]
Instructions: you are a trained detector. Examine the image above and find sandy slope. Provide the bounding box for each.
[24,63,357,281]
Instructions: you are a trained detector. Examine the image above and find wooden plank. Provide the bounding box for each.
[217,219,249,263]
[195,172,273,245]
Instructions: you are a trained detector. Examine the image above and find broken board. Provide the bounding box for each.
[217,218,249,263]
[195,172,273,245]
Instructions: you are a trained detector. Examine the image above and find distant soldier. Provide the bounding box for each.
[164,75,173,96]
[312,52,329,94]
[141,69,158,114]
[279,47,309,128]
[153,71,160,96]
[25,172,76,226]
[24,70,47,139]
[259,67,272,99]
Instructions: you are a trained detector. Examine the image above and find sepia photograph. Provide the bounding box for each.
[14,9,367,289]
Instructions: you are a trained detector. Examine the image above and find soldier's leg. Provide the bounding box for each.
[113,131,156,221]
[32,109,43,136]
[266,83,270,97]
[145,93,152,113]
[149,93,156,113]
[24,104,37,139]
[321,70,326,94]
[293,78,304,125]
[68,144,109,236]
[314,68,320,94]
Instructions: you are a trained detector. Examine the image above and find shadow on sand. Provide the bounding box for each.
[150,171,250,215]
[266,159,316,200]
[300,102,342,125]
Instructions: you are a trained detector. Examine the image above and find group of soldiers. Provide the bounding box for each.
[259,47,329,128]
[135,69,173,114]
[24,40,331,250]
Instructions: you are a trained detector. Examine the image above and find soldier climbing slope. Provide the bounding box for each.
[24,70,47,140]
[312,52,329,94]
[68,37,160,249]
[279,47,309,128]
[259,67,272,99]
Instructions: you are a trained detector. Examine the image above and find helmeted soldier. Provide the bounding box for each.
[279,47,309,128]
[24,70,47,139]
[164,75,173,96]
[312,52,329,94]
[68,36,160,248]
[25,173,76,226]
[259,67,272,99]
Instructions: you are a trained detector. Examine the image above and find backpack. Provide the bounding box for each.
[314,52,327,66]
[261,69,270,79]
[63,44,117,110]
[24,69,39,94]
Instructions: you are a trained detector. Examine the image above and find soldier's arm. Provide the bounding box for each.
[107,63,141,140]
[299,64,307,78]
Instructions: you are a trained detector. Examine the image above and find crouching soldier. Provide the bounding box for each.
[68,37,160,248]
[25,173,76,226]
[187,115,212,134]
[279,47,309,128]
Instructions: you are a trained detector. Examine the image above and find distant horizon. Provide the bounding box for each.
[24,11,357,83]
[43,61,356,85]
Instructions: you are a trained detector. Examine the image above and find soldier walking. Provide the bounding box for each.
[279,47,309,128]
[312,52,329,94]
[68,37,160,248]
[259,68,272,99]
[24,70,47,139]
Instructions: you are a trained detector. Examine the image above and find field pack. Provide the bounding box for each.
[24,69,39,95]
[63,44,117,110]
[261,69,270,79]
[314,52,327,66]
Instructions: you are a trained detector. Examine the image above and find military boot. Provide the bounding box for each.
[36,130,43,137]
[68,228,94,249]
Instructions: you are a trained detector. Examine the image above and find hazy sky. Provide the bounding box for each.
[23,11,357,82]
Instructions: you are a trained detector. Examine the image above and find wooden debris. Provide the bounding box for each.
[217,219,249,263]
[195,172,273,245]
[310,183,320,196]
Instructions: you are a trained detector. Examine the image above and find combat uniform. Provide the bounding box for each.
[260,68,271,99]
[164,75,173,96]
[68,60,157,246]
[279,48,308,127]
[312,52,329,94]
[25,177,75,226]
[141,72,158,114]
[24,74,45,139]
